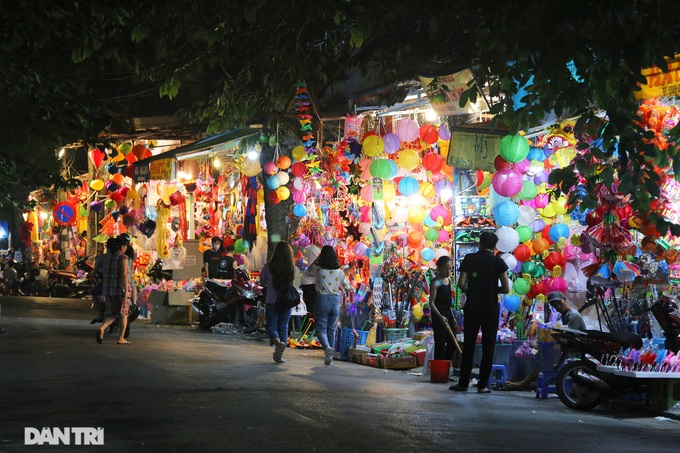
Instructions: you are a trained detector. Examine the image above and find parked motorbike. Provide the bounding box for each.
[192,267,263,331]
[552,296,680,411]
[16,261,41,296]
[47,257,94,298]
[147,259,173,282]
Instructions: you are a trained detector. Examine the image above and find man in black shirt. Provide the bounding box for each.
[450,231,510,394]
[203,237,224,279]
[218,245,237,279]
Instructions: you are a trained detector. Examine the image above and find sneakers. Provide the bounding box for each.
[324,347,334,366]
[273,339,286,363]
[449,384,468,392]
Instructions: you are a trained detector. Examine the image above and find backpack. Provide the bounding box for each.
[276,282,301,311]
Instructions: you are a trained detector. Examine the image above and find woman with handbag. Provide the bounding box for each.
[305,246,354,365]
[260,241,296,363]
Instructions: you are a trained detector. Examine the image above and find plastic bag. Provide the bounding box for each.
[422,343,435,376]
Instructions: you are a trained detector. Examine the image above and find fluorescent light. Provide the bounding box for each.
[213,157,221,168]
[246,149,259,160]
[176,148,213,161]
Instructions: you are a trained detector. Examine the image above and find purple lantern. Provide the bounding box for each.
[382,133,401,155]
[534,171,549,185]
[513,158,530,174]
[530,219,546,233]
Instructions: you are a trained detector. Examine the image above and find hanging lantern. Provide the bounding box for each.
[499,134,530,163]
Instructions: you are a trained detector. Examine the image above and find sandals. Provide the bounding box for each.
[95,330,103,344]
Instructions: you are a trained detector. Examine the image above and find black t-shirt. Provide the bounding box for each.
[203,249,223,278]
[218,255,236,279]
[459,250,508,314]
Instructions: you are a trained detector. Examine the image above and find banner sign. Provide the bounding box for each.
[419,69,489,116]
[635,57,680,100]
[149,158,174,181]
[445,131,501,171]
[134,163,150,183]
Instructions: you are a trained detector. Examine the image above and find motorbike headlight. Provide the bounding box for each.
[242,290,256,300]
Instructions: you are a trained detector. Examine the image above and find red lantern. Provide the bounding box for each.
[267,191,280,205]
[544,251,566,271]
[542,225,555,244]
[291,162,307,178]
[513,244,532,262]
[494,155,512,172]
[89,149,106,169]
[422,152,443,173]
[407,230,423,248]
[419,124,439,145]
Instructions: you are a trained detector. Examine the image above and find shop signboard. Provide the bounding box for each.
[149,158,175,181]
[635,56,680,100]
[445,131,501,172]
[419,69,489,116]
[134,163,150,183]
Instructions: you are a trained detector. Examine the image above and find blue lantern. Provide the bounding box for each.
[549,223,570,242]
[493,200,520,227]
[503,294,522,312]
[421,248,435,261]
[293,204,307,217]
[398,176,419,197]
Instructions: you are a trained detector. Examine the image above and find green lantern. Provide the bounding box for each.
[499,134,530,163]
[425,228,439,241]
[513,278,530,295]
[518,180,538,200]
[370,159,392,179]
[521,261,537,276]
[516,225,532,243]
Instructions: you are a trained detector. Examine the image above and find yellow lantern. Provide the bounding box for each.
[552,196,568,215]
[419,181,435,198]
[276,186,290,201]
[437,139,450,158]
[90,179,105,191]
[397,149,420,171]
[292,145,307,162]
[242,159,261,177]
[362,135,384,157]
[383,183,396,202]
[408,205,427,223]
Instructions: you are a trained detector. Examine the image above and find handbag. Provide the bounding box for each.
[275,282,301,311]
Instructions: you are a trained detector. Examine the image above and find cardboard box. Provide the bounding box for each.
[167,291,194,306]
[349,348,369,364]
[378,356,418,370]
[362,354,379,367]
[164,306,193,325]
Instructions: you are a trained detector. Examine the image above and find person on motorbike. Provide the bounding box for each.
[3,260,17,295]
[505,291,586,391]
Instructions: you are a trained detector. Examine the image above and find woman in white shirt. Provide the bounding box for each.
[305,246,354,365]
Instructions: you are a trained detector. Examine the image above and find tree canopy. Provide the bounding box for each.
[4,1,680,232]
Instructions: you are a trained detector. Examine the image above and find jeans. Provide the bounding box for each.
[314,294,341,350]
[266,303,293,343]
[458,308,499,389]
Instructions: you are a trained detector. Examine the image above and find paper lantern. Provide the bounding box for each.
[438,123,451,140]
[382,133,401,154]
[397,149,420,171]
[293,204,307,217]
[516,225,532,243]
[291,162,307,178]
[533,237,550,254]
[408,206,427,223]
[363,135,385,157]
[118,142,132,155]
[494,155,513,171]
[422,152,443,173]
[437,229,450,243]
[420,181,435,198]
[131,144,149,161]
[518,180,538,200]
[407,230,423,248]
[528,147,545,161]
[354,242,368,257]
[494,201,520,227]
[276,186,290,201]
[90,179,105,191]
[396,119,420,142]
[111,173,124,185]
[517,205,536,225]
[499,134,530,163]
[291,146,306,162]
[267,190,281,205]
[534,171,549,185]
[263,162,277,176]
[430,205,448,222]
[104,199,117,210]
[492,168,523,197]
[292,191,306,204]
[105,180,120,192]
[425,228,439,241]
[292,178,305,192]
[383,183,396,201]
[503,294,522,312]
[513,158,530,174]
[546,277,568,293]
[552,197,568,215]
[370,159,392,179]
[242,159,261,177]
[276,156,291,170]
[495,227,520,253]
[544,251,566,271]
[434,248,448,260]
[501,253,518,271]
[513,244,532,262]
[398,176,419,197]
[513,278,530,295]
[266,175,281,190]
[549,223,570,242]
[89,149,106,169]
[360,184,373,202]
[277,171,290,186]
[531,219,546,233]
[89,200,104,212]
[522,261,539,277]
[387,160,399,179]
[420,125,439,145]
[421,247,435,261]
[391,207,408,224]
[434,180,452,197]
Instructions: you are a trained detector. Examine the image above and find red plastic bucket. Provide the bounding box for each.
[429,359,452,383]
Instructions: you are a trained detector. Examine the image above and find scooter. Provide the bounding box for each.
[552,296,680,411]
[47,257,94,298]
[16,261,41,296]
[192,267,263,331]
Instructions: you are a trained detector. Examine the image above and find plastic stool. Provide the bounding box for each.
[535,371,557,399]
[489,364,508,387]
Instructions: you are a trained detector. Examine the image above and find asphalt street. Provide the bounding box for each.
[0,296,678,452]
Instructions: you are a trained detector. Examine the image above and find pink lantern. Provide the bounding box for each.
[492,168,523,197]
[546,277,568,293]
[382,133,401,154]
[292,191,306,204]
[513,158,530,174]
[354,242,368,257]
[360,184,373,202]
[396,119,420,142]
[430,205,448,222]
[533,193,550,208]
[437,229,450,242]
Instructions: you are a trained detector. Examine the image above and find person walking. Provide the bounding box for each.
[117,233,136,343]
[429,256,456,361]
[450,232,510,393]
[95,237,127,345]
[260,241,296,363]
[305,246,354,365]
[300,244,321,315]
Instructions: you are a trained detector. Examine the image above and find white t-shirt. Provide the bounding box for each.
[306,265,353,295]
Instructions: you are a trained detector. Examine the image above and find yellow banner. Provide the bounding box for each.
[149,159,174,180]
[445,131,501,172]
[635,57,680,100]
[419,69,489,116]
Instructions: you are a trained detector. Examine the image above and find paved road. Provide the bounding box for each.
[0,296,678,452]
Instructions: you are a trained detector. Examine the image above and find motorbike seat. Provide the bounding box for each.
[584,329,642,350]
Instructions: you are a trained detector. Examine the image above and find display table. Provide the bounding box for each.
[596,365,680,410]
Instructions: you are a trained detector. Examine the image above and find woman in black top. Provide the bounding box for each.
[429,256,456,361]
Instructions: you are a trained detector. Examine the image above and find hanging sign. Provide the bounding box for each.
[149,158,174,180]
[134,163,150,183]
[445,131,501,172]
[419,69,489,116]
[52,202,77,226]
[635,56,680,100]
